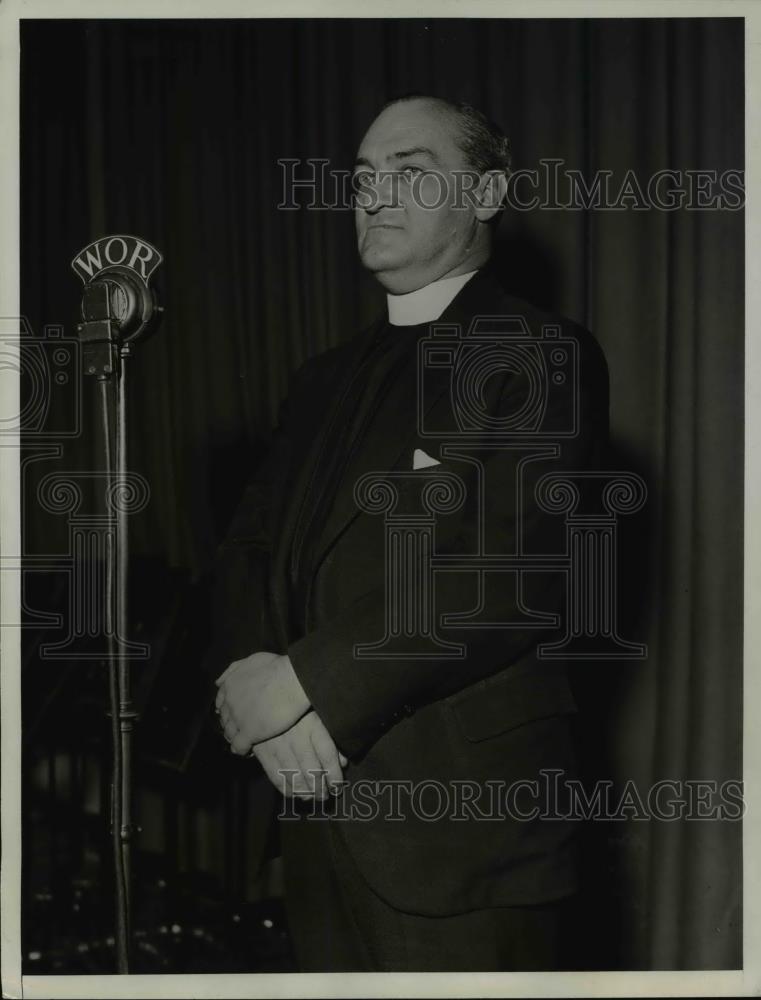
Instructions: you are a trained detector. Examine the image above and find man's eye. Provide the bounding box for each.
[353,171,375,188]
[399,165,423,180]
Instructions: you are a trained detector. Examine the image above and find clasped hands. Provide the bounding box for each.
[215,651,347,799]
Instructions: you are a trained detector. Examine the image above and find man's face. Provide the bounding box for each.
[353,99,483,294]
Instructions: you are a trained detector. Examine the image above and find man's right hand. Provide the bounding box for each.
[250,709,348,800]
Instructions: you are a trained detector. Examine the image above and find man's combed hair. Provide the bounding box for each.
[382,93,513,178]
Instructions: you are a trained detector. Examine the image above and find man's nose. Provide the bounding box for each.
[357,171,400,214]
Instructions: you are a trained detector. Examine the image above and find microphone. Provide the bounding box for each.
[70,234,164,974]
[71,234,163,378]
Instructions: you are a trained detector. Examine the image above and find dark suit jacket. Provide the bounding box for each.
[214,265,609,916]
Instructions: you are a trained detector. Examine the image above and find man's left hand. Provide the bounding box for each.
[215,651,310,755]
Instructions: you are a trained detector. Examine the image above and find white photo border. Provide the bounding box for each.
[1,1,757,997]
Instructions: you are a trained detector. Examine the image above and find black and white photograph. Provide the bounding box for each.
[0,2,756,997]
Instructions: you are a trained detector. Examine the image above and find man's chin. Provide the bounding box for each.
[359,244,412,276]
[364,269,425,295]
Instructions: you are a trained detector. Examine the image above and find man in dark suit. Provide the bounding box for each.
[214,94,608,971]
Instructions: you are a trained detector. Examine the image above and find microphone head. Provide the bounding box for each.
[72,235,163,346]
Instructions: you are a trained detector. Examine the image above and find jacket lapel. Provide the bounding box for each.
[309,267,508,573]
[268,316,386,641]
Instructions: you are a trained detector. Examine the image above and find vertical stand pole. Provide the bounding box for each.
[100,349,137,972]
[116,349,135,967]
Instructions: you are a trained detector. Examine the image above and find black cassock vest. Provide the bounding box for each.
[288,319,428,636]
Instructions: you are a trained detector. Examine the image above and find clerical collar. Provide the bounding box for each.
[387,270,479,327]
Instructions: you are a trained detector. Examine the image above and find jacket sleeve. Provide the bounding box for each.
[205,390,293,673]
[287,334,609,759]
[204,344,351,677]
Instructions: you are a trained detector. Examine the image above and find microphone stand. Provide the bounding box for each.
[75,250,162,973]
[116,347,134,926]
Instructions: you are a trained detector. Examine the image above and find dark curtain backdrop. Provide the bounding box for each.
[21,18,743,970]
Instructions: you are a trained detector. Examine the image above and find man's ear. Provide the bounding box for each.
[473,170,508,222]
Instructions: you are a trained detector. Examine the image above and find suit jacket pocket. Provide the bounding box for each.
[444,660,578,743]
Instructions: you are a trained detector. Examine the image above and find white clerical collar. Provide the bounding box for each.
[387,270,478,327]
